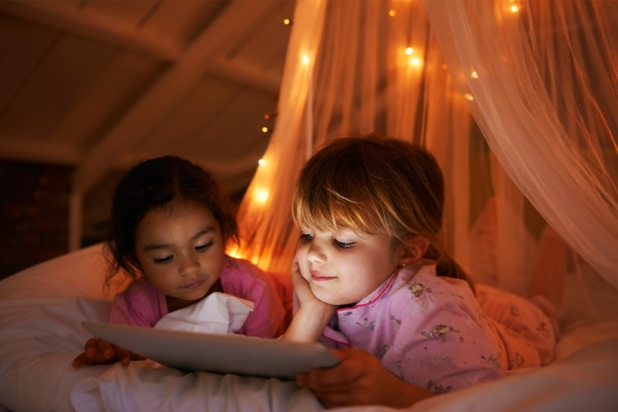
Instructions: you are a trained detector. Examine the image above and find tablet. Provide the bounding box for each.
[82,322,339,380]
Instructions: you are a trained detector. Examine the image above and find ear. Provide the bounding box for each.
[397,236,430,267]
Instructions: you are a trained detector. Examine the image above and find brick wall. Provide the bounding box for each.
[0,160,73,280]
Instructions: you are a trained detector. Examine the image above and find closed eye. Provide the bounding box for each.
[154,255,173,264]
[196,240,214,251]
[300,233,314,241]
[334,239,354,249]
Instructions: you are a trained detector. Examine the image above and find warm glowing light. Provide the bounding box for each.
[510,5,519,13]
[226,248,244,259]
[464,93,475,101]
[389,9,396,17]
[442,64,448,70]
[471,71,479,78]
[258,158,266,166]
[256,190,269,203]
[409,57,421,66]
[406,47,413,55]
[283,18,291,25]
[262,126,269,133]
[301,55,310,64]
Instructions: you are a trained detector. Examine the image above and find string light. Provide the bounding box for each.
[258,159,266,166]
[283,18,292,25]
[406,47,414,55]
[264,113,278,120]
[409,57,421,66]
[471,71,479,78]
[301,55,310,65]
[510,5,519,13]
[389,9,397,17]
[464,93,475,101]
[256,190,269,203]
[262,127,269,133]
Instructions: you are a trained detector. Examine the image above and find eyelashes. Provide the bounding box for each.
[300,232,355,249]
[152,240,214,264]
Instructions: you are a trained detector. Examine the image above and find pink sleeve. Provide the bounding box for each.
[109,279,166,327]
[224,260,288,338]
[382,293,506,394]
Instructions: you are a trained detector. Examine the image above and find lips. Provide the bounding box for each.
[310,270,336,282]
[181,278,206,290]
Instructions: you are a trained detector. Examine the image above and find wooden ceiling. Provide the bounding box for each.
[0,0,295,197]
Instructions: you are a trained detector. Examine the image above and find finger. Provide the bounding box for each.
[84,338,100,358]
[72,353,87,368]
[97,339,115,359]
[296,372,310,387]
[115,345,131,366]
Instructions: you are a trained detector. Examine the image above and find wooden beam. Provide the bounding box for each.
[0,138,81,165]
[71,0,281,194]
[0,0,183,62]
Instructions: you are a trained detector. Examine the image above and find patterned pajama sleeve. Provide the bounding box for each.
[379,288,506,394]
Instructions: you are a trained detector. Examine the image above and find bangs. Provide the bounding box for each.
[292,182,390,236]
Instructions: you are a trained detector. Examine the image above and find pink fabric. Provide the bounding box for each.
[109,256,287,338]
[475,284,559,367]
[318,264,557,394]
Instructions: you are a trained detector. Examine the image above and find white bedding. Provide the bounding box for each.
[1,244,618,412]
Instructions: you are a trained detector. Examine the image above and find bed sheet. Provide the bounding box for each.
[0,245,322,412]
[1,244,618,412]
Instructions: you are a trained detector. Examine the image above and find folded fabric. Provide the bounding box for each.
[154,292,254,334]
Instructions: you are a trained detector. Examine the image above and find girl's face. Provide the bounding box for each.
[134,202,226,312]
[295,226,400,306]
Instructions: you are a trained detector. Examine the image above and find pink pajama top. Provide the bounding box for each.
[319,263,558,394]
[109,256,288,338]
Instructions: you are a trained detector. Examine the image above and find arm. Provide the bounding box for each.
[296,349,434,408]
[281,259,336,342]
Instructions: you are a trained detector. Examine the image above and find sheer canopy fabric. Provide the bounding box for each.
[235,0,618,321]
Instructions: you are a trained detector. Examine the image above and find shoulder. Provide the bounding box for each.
[387,264,478,317]
[110,277,165,326]
[115,277,158,301]
[220,255,271,296]
[221,255,267,282]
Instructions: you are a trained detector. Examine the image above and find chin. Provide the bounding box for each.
[313,290,348,306]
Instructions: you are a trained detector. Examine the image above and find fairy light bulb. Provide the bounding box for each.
[406,47,413,55]
[464,93,475,101]
[256,190,269,203]
[283,18,291,25]
[410,57,421,66]
[389,9,396,17]
[301,55,310,65]
[471,71,479,78]
[258,158,266,166]
[510,5,519,13]
[262,126,269,133]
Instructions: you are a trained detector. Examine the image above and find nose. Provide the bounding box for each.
[178,254,200,276]
[306,241,326,264]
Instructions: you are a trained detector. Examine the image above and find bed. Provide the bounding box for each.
[1,243,617,412]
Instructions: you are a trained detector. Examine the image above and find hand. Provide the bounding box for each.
[291,258,333,313]
[281,260,337,342]
[72,338,145,368]
[296,349,433,409]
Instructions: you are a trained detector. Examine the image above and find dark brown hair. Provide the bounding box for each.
[105,155,238,288]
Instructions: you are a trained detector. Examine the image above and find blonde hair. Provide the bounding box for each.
[293,134,472,286]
